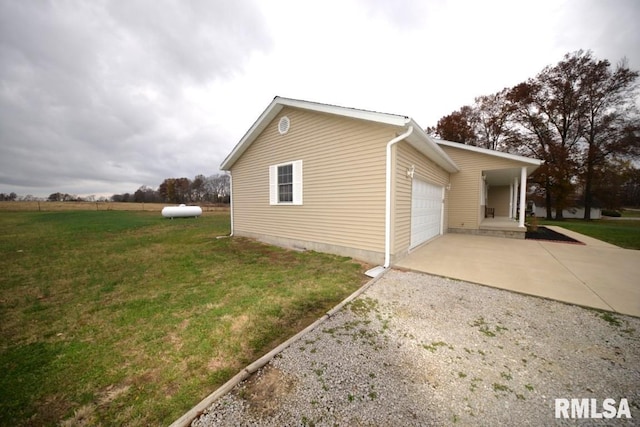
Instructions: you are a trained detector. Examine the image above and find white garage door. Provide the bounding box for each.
[411,178,443,248]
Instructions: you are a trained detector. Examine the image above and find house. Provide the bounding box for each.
[220,97,542,268]
[528,200,602,219]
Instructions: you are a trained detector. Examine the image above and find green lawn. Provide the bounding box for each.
[621,208,640,218]
[539,218,640,249]
[0,211,368,426]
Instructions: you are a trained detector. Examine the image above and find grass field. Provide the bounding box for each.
[0,210,368,426]
[0,201,229,212]
[621,208,640,218]
[539,218,640,249]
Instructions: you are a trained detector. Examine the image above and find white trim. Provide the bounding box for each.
[269,160,303,206]
[512,177,518,218]
[275,97,411,127]
[405,121,459,173]
[292,160,303,205]
[440,186,445,235]
[518,166,527,227]
[221,101,283,171]
[269,165,277,204]
[509,182,514,219]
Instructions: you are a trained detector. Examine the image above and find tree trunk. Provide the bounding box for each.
[545,178,553,220]
[583,142,596,220]
[583,175,593,220]
[555,201,564,220]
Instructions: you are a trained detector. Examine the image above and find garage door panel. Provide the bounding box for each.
[411,178,443,248]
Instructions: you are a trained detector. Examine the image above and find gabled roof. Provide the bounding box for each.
[220,96,459,173]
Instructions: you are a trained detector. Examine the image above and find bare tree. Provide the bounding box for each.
[506,81,558,218]
[204,174,230,202]
[431,105,477,144]
[190,175,207,202]
[432,50,639,219]
[474,89,515,151]
[506,52,592,219]
[579,55,640,218]
[134,185,160,203]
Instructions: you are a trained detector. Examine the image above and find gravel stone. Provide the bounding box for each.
[192,270,640,426]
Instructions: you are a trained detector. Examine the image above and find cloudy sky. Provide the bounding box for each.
[1,0,639,198]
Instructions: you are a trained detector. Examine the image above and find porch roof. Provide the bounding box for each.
[435,139,542,186]
[484,167,538,186]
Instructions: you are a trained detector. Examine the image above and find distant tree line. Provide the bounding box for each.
[111,174,230,204]
[0,192,18,201]
[1,173,230,204]
[427,50,640,217]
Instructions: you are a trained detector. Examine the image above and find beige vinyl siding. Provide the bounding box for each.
[488,186,511,216]
[393,141,450,259]
[231,107,393,256]
[441,145,532,230]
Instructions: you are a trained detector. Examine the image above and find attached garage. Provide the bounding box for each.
[410,178,444,248]
[222,96,541,268]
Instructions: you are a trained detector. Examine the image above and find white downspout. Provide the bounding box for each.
[384,126,414,268]
[228,172,234,236]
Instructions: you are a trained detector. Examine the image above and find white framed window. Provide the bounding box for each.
[269,160,303,205]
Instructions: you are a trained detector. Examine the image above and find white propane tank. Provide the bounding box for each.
[161,204,203,219]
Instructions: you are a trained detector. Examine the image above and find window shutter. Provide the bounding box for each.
[269,165,277,205]
[292,160,303,205]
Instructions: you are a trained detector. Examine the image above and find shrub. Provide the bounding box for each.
[602,209,622,217]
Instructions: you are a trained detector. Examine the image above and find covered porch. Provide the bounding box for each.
[480,165,536,238]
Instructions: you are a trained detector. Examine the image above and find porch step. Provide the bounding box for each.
[478,229,526,239]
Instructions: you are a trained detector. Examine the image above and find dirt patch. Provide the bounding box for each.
[230,314,250,334]
[97,384,130,406]
[60,385,131,427]
[236,365,296,417]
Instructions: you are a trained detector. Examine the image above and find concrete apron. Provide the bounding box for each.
[395,227,640,318]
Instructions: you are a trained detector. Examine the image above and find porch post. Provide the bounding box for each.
[512,177,518,218]
[518,166,527,227]
[509,183,514,219]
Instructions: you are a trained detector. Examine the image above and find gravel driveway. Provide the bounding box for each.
[193,270,639,426]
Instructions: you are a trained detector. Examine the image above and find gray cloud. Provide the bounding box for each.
[358,0,442,29]
[1,0,638,199]
[0,0,270,197]
[557,0,640,70]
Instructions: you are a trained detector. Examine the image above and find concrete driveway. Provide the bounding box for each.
[395,226,640,317]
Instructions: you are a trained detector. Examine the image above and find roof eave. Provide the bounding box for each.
[275,97,410,127]
[220,96,415,171]
[435,138,543,166]
[405,122,460,173]
[221,97,464,174]
[220,98,283,171]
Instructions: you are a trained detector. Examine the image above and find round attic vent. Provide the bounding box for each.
[278,116,290,135]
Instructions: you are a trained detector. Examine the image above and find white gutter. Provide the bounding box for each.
[384,126,413,268]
